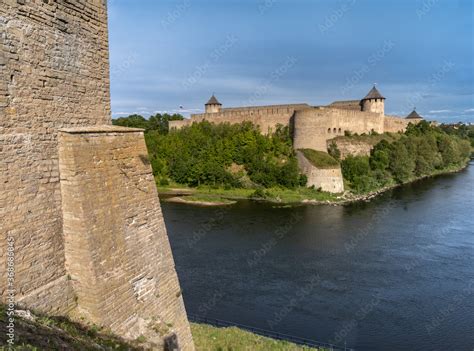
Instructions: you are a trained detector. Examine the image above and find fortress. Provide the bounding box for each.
[170,88,423,192]
[1,1,193,349]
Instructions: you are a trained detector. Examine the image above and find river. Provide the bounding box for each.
[161,162,474,351]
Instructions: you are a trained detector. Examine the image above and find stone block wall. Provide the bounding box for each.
[296,151,344,193]
[384,115,412,133]
[327,100,361,111]
[58,126,193,349]
[293,107,385,152]
[169,104,311,134]
[327,138,373,160]
[361,99,384,115]
[0,1,194,349]
[0,0,110,313]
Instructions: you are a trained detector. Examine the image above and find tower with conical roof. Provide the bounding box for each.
[406,108,423,120]
[360,85,385,115]
[205,94,222,113]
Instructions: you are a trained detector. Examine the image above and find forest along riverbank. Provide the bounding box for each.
[158,159,470,206]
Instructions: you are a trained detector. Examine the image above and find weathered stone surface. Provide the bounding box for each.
[170,104,311,135]
[58,128,193,349]
[293,108,386,152]
[0,0,111,315]
[0,1,194,349]
[296,151,344,193]
[327,138,373,160]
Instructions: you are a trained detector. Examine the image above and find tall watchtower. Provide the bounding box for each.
[360,85,385,115]
[205,94,222,113]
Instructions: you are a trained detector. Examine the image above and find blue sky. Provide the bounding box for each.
[108,0,473,123]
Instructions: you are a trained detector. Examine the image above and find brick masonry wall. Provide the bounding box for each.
[58,127,193,350]
[0,0,110,313]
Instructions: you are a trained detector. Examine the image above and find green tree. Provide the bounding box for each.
[113,114,148,129]
[341,155,370,183]
[389,141,415,183]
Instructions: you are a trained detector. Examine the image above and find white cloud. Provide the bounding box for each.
[464,108,474,112]
[429,109,451,114]
[153,108,202,114]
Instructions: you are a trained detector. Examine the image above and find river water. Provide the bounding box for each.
[161,162,474,351]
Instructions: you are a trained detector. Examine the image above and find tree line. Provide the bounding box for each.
[340,121,471,193]
[113,115,304,188]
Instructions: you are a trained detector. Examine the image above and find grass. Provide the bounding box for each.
[0,305,321,351]
[191,323,320,351]
[0,305,145,350]
[256,187,340,203]
[181,195,236,205]
[298,149,339,168]
[158,185,341,204]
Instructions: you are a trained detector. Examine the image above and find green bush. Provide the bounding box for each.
[159,178,169,186]
[327,141,341,160]
[250,188,267,199]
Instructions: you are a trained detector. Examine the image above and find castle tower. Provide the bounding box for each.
[406,108,424,120]
[360,85,385,115]
[205,94,222,113]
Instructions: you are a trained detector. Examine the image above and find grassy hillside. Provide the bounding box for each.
[0,305,319,350]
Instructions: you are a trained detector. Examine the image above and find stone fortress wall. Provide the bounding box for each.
[171,89,421,193]
[0,0,111,315]
[0,1,193,349]
[170,96,414,153]
[296,151,344,193]
[384,114,412,133]
[170,104,312,135]
[293,107,386,152]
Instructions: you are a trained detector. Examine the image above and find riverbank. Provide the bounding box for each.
[192,323,319,350]
[159,185,343,206]
[165,195,237,206]
[340,159,471,204]
[158,160,470,206]
[0,304,319,350]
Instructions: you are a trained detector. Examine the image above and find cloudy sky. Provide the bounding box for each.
[107,0,473,123]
